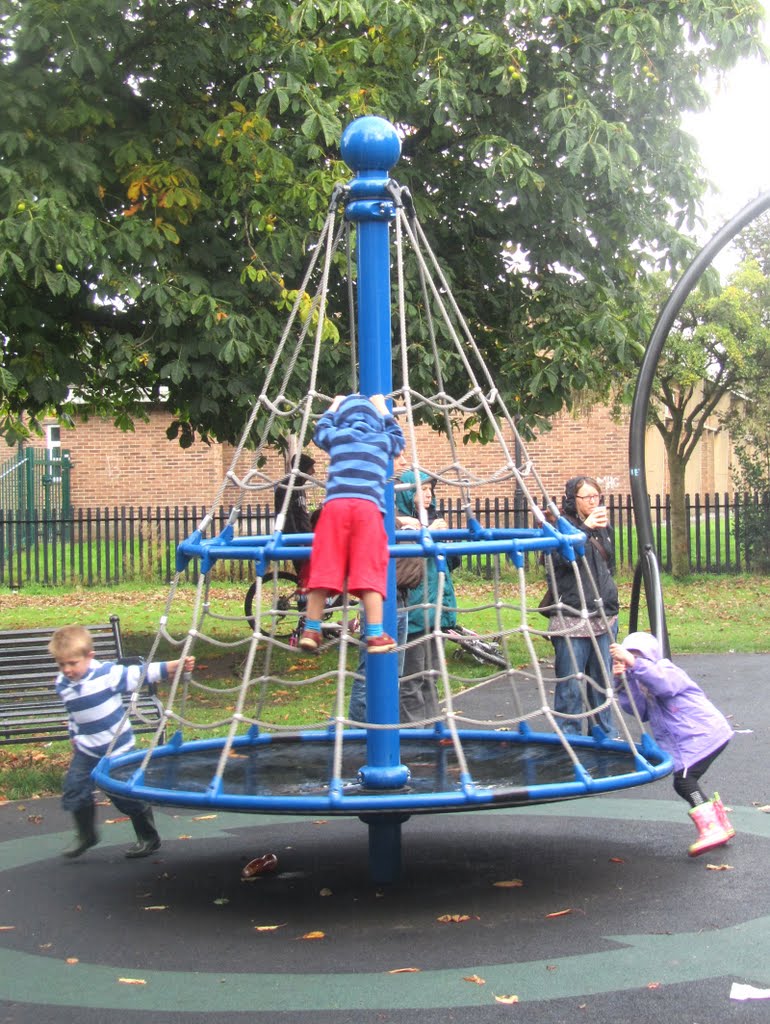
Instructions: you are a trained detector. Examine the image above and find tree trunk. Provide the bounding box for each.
[668,456,690,578]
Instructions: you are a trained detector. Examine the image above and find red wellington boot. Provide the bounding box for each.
[711,792,736,841]
[687,799,731,857]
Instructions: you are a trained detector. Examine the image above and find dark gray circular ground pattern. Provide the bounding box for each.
[2,654,769,1024]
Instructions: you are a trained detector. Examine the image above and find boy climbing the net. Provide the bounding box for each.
[299,393,405,654]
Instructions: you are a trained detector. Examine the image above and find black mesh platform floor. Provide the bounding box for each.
[97,730,667,813]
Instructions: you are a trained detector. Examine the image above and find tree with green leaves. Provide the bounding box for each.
[723,214,770,569]
[1,0,765,449]
[632,258,770,577]
[733,211,770,278]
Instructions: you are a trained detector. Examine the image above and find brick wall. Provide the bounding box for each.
[526,406,632,501]
[20,398,733,512]
[36,414,254,510]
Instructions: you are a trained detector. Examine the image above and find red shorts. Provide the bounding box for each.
[306,498,389,598]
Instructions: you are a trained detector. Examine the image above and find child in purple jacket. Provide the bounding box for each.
[610,631,735,857]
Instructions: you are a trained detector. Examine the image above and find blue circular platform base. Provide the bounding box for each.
[93,728,671,817]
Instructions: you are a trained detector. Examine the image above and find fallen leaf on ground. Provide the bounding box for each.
[254,924,285,932]
[319,887,333,896]
[545,908,573,918]
[105,817,130,825]
[609,857,625,863]
[463,974,486,985]
[143,905,168,911]
[494,994,519,1004]
[27,815,44,824]
[706,863,734,871]
[388,968,421,974]
[66,958,79,965]
[118,978,147,985]
[647,981,661,989]
[437,914,471,923]
[300,931,325,940]
[493,879,523,888]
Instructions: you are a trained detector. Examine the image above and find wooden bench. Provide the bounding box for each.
[0,615,164,745]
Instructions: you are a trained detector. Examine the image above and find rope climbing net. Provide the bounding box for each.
[94,122,671,823]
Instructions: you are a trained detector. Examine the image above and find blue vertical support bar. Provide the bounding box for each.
[341,117,409,880]
[341,116,408,784]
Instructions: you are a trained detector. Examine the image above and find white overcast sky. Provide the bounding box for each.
[681,4,770,258]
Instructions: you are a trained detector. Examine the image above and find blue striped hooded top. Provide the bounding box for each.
[313,394,405,513]
[55,660,168,758]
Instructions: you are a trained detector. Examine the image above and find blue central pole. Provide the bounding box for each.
[341,116,410,882]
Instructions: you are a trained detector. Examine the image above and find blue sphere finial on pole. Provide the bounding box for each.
[341,116,401,174]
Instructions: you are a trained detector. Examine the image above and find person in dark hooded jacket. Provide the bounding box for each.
[274,452,316,577]
[298,393,404,654]
[548,475,618,734]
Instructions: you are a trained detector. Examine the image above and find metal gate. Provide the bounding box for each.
[0,446,72,549]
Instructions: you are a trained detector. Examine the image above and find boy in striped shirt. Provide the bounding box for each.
[49,625,194,859]
[299,393,405,653]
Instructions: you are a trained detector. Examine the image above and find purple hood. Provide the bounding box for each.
[621,632,662,660]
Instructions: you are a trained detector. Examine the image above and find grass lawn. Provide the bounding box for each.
[2,569,769,800]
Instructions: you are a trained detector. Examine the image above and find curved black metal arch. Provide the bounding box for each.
[628,190,770,656]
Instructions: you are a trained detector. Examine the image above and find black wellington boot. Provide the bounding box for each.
[125,807,161,859]
[63,804,99,858]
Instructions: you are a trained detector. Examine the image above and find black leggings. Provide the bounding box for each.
[672,741,729,807]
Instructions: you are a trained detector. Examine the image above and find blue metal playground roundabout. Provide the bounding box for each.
[93,115,673,883]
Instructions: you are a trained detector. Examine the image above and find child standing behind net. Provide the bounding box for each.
[49,625,194,860]
[610,632,735,857]
[299,393,405,653]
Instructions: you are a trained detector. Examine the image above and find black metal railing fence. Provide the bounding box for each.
[1,491,768,589]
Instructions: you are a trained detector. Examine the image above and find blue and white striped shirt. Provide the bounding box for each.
[313,395,405,513]
[55,659,167,759]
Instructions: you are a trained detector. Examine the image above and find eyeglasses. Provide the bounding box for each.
[576,492,601,503]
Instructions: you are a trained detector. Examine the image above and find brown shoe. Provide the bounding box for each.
[299,629,322,651]
[366,632,396,654]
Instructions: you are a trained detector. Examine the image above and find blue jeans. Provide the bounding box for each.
[551,631,613,735]
[62,746,150,817]
[348,602,408,723]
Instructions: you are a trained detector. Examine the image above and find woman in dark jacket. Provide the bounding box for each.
[548,475,618,735]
